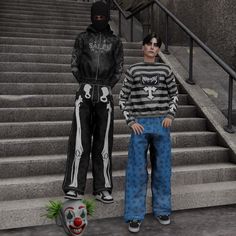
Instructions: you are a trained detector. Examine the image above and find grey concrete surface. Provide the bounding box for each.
[1,205,236,236]
[155,0,236,68]
[110,10,143,42]
[122,0,235,69]
[159,47,236,162]
[168,45,236,125]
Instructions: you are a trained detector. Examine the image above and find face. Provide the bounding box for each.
[93,15,107,21]
[62,200,88,236]
[142,37,160,61]
[92,14,108,31]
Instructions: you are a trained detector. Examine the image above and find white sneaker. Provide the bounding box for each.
[128,220,141,233]
[65,190,83,200]
[95,191,114,204]
[156,215,171,225]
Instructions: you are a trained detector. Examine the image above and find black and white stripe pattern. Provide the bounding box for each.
[119,62,178,126]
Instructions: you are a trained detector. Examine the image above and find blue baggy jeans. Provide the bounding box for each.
[124,117,172,222]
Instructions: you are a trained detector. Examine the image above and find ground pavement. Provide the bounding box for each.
[1,205,236,236]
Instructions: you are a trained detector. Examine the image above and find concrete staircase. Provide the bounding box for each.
[0,0,236,230]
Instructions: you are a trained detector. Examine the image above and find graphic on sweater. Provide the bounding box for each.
[143,86,157,100]
[119,62,178,125]
[141,75,159,85]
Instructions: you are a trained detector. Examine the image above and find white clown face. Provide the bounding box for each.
[62,200,88,236]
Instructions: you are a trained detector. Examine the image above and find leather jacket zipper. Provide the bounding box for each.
[95,32,102,81]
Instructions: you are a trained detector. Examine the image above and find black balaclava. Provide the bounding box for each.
[91,1,110,32]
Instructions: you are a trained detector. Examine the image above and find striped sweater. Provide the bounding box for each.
[119,62,178,126]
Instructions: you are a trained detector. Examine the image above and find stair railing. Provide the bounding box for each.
[110,0,236,133]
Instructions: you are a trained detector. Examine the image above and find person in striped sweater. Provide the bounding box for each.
[119,32,178,233]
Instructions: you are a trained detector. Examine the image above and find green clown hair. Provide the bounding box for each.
[44,200,63,219]
[82,199,96,216]
[43,199,96,219]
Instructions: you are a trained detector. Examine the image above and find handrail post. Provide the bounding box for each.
[151,2,154,32]
[119,10,121,37]
[163,13,170,54]
[186,37,195,85]
[131,16,134,42]
[224,75,235,133]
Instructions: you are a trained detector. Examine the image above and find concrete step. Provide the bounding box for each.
[0,132,217,157]
[0,53,72,64]
[0,4,91,14]
[0,37,142,48]
[0,71,183,86]
[0,62,70,72]
[0,93,188,108]
[0,53,143,65]
[0,82,184,96]
[0,74,184,93]
[0,147,229,178]
[0,45,73,55]
[0,30,83,40]
[1,0,91,4]
[0,163,236,201]
[0,37,75,47]
[0,29,127,40]
[0,9,91,18]
[0,26,83,36]
[0,0,91,8]
[0,45,143,57]
[1,181,236,229]
[0,2,91,10]
[0,105,197,122]
[0,118,206,139]
[0,21,89,31]
[0,9,92,19]
[0,12,91,23]
[0,14,91,24]
[0,63,141,73]
[0,5,90,15]
[0,16,91,26]
[0,72,74,83]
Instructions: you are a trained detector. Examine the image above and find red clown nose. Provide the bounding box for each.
[74,217,83,227]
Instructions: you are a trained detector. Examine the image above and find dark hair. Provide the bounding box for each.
[143,32,162,48]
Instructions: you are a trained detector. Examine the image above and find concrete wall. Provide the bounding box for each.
[203,0,236,69]
[140,0,236,69]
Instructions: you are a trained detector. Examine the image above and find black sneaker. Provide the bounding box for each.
[156,215,170,225]
[128,220,141,233]
[95,191,114,204]
[64,190,83,200]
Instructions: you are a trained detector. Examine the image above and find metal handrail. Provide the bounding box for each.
[111,0,235,133]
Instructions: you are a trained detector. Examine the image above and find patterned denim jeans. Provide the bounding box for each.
[124,116,172,222]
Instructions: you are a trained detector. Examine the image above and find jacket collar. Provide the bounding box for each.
[86,24,113,35]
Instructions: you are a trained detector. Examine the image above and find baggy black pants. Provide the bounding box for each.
[63,83,114,195]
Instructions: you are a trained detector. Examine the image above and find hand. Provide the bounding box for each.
[131,123,144,135]
[162,117,172,128]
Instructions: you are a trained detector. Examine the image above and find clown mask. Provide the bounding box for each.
[60,200,88,236]
[44,199,95,236]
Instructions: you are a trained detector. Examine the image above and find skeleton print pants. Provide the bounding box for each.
[63,83,114,195]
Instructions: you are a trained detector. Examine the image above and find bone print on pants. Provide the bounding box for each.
[63,84,114,195]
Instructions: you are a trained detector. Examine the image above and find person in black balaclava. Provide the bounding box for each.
[62,1,124,204]
[91,0,110,32]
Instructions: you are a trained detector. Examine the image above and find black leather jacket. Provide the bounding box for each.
[71,24,124,88]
